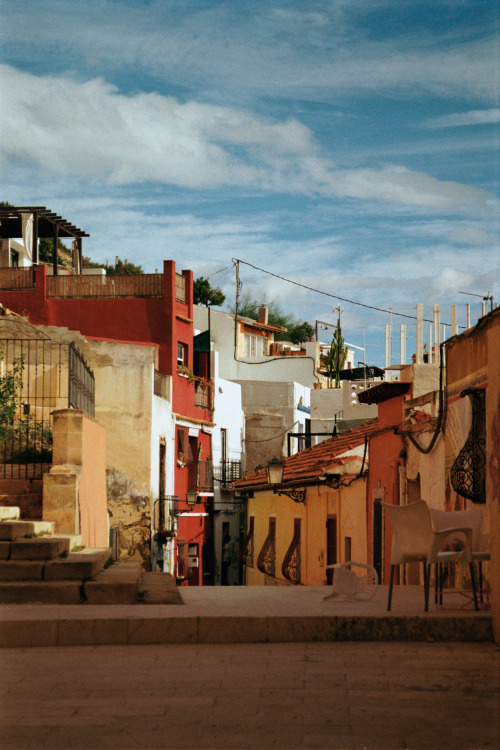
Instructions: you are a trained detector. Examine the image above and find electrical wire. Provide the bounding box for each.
[244,420,300,443]
[233,258,460,327]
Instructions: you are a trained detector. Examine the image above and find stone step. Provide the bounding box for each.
[139,572,184,604]
[0,580,82,604]
[0,521,36,540]
[9,537,70,560]
[84,561,142,604]
[0,507,20,521]
[0,479,43,495]
[0,560,44,580]
[44,549,111,580]
[31,520,56,536]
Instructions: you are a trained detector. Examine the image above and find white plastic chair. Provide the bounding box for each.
[324,562,378,601]
[382,500,477,612]
[430,506,490,605]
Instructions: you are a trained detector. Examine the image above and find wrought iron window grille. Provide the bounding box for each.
[282,519,301,584]
[257,519,276,577]
[450,387,486,504]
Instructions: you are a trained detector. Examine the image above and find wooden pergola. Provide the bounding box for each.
[0,205,89,275]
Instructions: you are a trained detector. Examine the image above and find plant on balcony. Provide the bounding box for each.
[177,364,195,382]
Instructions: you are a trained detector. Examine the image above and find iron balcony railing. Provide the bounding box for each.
[197,459,214,492]
[47,273,164,299]
[214,459,243,488]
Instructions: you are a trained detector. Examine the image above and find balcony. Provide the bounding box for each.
[0,267,36,290]
[197,459,214,492]
[154,370,170,400]
[194,378,213,412]
[175,273,186,302]
[47,273,164,299]
[214,460,243,488]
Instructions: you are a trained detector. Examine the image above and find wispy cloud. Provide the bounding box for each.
[2,2,498,105]
[423,109,500,129]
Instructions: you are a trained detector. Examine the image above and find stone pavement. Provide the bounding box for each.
[0,640,498,749]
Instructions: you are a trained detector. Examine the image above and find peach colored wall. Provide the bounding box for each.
[44,409,108,548]
[80,413,108,548]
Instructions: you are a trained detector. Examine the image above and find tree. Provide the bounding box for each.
[82,256,144,275]
[193,277,226,307]
[289,321,315,346]
[322,317,347,388]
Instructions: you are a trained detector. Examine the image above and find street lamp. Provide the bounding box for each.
[186,489,198,508]
[266,457,305,504]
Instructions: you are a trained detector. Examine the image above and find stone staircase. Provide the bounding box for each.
[0,507,142,604]
[0,479,44,520]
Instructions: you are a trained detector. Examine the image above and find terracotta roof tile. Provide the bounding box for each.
[233,419,379,489]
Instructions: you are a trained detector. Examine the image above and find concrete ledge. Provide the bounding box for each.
[0,586,494,647]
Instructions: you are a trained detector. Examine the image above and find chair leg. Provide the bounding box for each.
[469,562,479,611]
[387,565,395,611]
[423,563,430,612]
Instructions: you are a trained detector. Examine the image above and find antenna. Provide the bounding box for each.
[458,290,494,312]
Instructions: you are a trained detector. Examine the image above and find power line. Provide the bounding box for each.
[233,258,459,326]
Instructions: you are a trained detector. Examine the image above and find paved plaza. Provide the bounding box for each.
[0,640,498,749]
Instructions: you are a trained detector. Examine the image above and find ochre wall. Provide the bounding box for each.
[245,478,368,587]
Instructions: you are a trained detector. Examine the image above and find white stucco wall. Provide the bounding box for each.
[193,305,320,388]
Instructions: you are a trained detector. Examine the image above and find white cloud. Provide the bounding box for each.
[423,109,500,129]
[1,65,494,214]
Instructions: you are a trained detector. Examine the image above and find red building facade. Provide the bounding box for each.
[0,260,214,582]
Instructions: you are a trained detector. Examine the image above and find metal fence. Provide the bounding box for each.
[69,343,95,418]
[0,337,95,478]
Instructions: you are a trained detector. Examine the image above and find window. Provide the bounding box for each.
[177,342,188,366]
[244,333,267,357]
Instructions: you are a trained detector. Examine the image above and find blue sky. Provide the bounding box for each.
[1,0,499,366]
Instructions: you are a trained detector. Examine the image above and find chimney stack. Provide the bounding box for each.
[258,306,269,325]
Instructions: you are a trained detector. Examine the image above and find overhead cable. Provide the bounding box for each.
[232,258,458,327]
